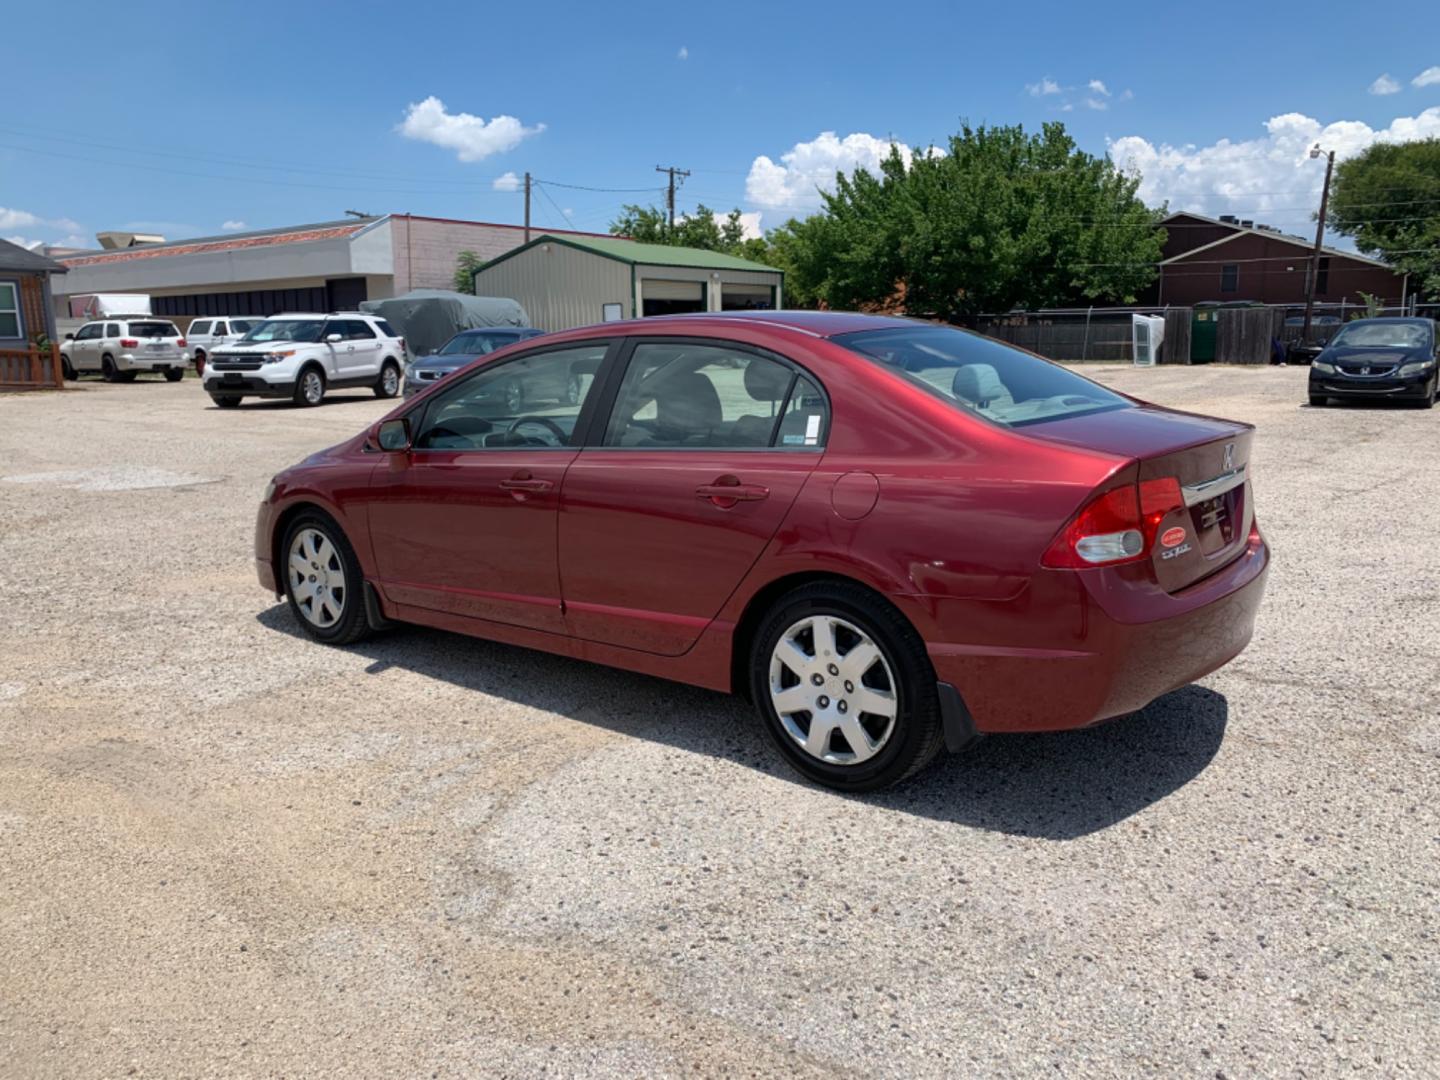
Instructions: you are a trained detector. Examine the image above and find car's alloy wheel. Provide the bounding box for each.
[375,362,400,398]
[295,369,325,407]
[768,614,898,765]
[281,515,371,645]
[101,355,118,382]
[749,582,945,791]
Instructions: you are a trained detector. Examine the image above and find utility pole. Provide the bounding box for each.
[655,165,690,230]
[524,172,532,243]
[1302,144,1336,344]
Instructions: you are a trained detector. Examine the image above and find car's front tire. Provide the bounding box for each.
[61,355,75,380]
[748,582,944,791]
[210,394,242,408]
[294,367,325,407]
[374,360,401,399]
[281,512,371,646]
[193,350,206,375]
[1309,393,1327,407]
[164,368,184,383]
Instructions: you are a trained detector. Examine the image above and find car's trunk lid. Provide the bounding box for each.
[1025,404,1255,592]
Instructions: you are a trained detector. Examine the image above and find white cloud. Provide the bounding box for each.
[1110,107,1440,223]
[745,131,925,211]
[221,220,247,232]
[1369,73,1401,95]
[0,208,43,230]
[1088,79,1111,96]
[492,170,521,192]
[4,235,44,251]
[1119,88,1134,102]
[1413,66,1440,87]
[677,46,688,60]
[398,96,545,163]
[1026,77,1062,97]
[1084,97,1108,111]
[727,210,763,240]
[1,207,83,245]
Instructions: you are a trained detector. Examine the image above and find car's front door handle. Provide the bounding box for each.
[500,477,553,493]
[696,481,769,503]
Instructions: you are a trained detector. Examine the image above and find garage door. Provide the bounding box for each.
[641,279,705,317]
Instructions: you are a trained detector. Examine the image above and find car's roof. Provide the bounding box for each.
[1339,316,1434,325]
[642,310,917,338]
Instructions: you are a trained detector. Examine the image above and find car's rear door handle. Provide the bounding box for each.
[696,481,769,502]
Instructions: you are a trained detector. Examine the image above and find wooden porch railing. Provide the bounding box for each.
[0,344,64,390]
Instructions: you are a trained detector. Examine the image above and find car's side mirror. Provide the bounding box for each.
[64,332,74,340]
[326,333,343,344]
[376,418,411,452]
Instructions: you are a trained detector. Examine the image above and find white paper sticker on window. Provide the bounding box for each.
[804,414,821,445]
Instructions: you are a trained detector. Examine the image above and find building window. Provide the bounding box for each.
[0,281,21,339]
[1317,257,1330,295]
[1220,264,1239,293]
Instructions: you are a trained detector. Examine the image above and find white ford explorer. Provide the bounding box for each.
[201,313,406,408]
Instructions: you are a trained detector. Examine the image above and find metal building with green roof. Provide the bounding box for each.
[470,233,783,331]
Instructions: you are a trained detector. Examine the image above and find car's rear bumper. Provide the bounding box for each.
[119,353,186,371]
[924,529,1269,733]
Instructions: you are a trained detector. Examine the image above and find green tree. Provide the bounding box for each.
[764,122,1164,317]
[1328,138,1440,301]
[452,250,484,294]
[610,204,770,262]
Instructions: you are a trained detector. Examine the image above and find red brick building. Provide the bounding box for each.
[1148,212,1406,308]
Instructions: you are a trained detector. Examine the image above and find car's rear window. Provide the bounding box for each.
[127,321,179,338]
[834,325,1131,428]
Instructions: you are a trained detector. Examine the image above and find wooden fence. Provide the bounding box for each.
[974,305,1285,365]
[0,344,64,390]
[1215,307,1285,365]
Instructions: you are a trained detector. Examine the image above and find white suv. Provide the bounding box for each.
[60,317,188,382]
[186,316,260,374]
[201,313,406,408]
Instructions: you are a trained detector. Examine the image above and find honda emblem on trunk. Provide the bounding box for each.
[1223,443,1235,471]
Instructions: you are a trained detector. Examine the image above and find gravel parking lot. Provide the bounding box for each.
[2,368,1437,1078]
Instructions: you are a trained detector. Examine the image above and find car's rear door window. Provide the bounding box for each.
[835,325,1130,428]
[190,320,212,336]
[603,342,827,449]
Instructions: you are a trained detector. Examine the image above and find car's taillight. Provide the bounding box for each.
[1042,477,1185,569]
[177,338,187,348]
[120,338,139,348]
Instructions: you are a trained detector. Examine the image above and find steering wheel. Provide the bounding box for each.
[507,415,568,446]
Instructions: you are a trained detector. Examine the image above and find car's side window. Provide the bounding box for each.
[213,321,227,335]
[603,342,826,450]
[348,321,377,340]
[191,320,212,336]
[412,343,609,452]
[106,323,121,338]
[75,324,96,341]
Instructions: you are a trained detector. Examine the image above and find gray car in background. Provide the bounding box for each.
[403,327,545,399]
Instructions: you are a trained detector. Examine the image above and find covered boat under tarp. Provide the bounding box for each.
[359,290,529,358]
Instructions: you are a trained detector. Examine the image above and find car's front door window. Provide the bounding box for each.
[413,343,610,451]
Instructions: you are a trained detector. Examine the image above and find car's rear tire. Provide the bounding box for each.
[163,368,184,383]
[101,355,119,382]
[294,367,325,407]
[748,581,944,791]
[374,360,401,399]
[61,355,76,381]
[281,512,371,646]
[118,370,138,383]
[1309,394,1327,407]
[211,394,242,408]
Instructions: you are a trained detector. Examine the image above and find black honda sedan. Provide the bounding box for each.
[1309,318,1438,408]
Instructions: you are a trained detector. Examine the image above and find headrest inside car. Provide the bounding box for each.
[744,361,792,402]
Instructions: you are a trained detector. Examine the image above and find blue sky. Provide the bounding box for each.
[4,0,1439,249]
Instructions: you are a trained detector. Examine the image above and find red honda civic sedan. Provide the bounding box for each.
[256,312,1268,790]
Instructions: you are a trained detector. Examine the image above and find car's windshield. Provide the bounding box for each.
[240,319,327,344]
[437,332,513,356]
[834,325,1131,428]
[1329,321,1431,349]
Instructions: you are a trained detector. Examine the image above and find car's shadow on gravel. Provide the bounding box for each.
[256,606,1227,840]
